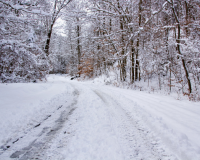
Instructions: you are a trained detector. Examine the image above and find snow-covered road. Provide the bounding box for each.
[0,75,199,160]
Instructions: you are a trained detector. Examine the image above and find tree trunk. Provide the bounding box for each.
[135,38,139,81]
[171,3,192,93]
[44,23,54,56]
[118,0,126,82]
[131,39,135,83]
[76,17,81,76]
[135,0,142,81]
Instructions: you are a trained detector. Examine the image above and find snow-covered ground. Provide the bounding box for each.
[0,75,199,160]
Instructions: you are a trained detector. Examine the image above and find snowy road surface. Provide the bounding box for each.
[0,75,200,160]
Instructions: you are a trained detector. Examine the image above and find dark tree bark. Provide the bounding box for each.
[168,0,192,93]
[76,17,81,66]
[44,22,55,56]
[135,0,142,81]
[44,0,73,56]
[131,37,135,83]
[117,0,126,81]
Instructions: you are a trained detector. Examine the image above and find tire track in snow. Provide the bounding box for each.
[1,89,79,160]
[124,91,199,117]
[111,90,200,160]
[93,89,177,160]
[104,89,199,135]
[119,92,200,136]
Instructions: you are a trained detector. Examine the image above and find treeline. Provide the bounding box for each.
[61,0,200,99]
[0,0,200,99]
[0,0,72,82]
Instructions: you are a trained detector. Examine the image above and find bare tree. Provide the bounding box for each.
[44,0,73,56]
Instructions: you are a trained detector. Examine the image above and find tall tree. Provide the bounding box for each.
[44,0,73,56]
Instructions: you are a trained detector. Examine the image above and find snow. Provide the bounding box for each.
[0,75,74,149]
[0,74,200,160]
[90,77,200,160]
[99,86,200,160]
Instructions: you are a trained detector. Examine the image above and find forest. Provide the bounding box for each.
[0,0,200,100]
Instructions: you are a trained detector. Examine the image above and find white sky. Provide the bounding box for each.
[54,18,67,36]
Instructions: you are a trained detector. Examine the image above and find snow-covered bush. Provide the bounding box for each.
[0,40,49,83]
[0,0,51,83]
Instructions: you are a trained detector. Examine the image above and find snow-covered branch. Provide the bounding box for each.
[0,0,50,16]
